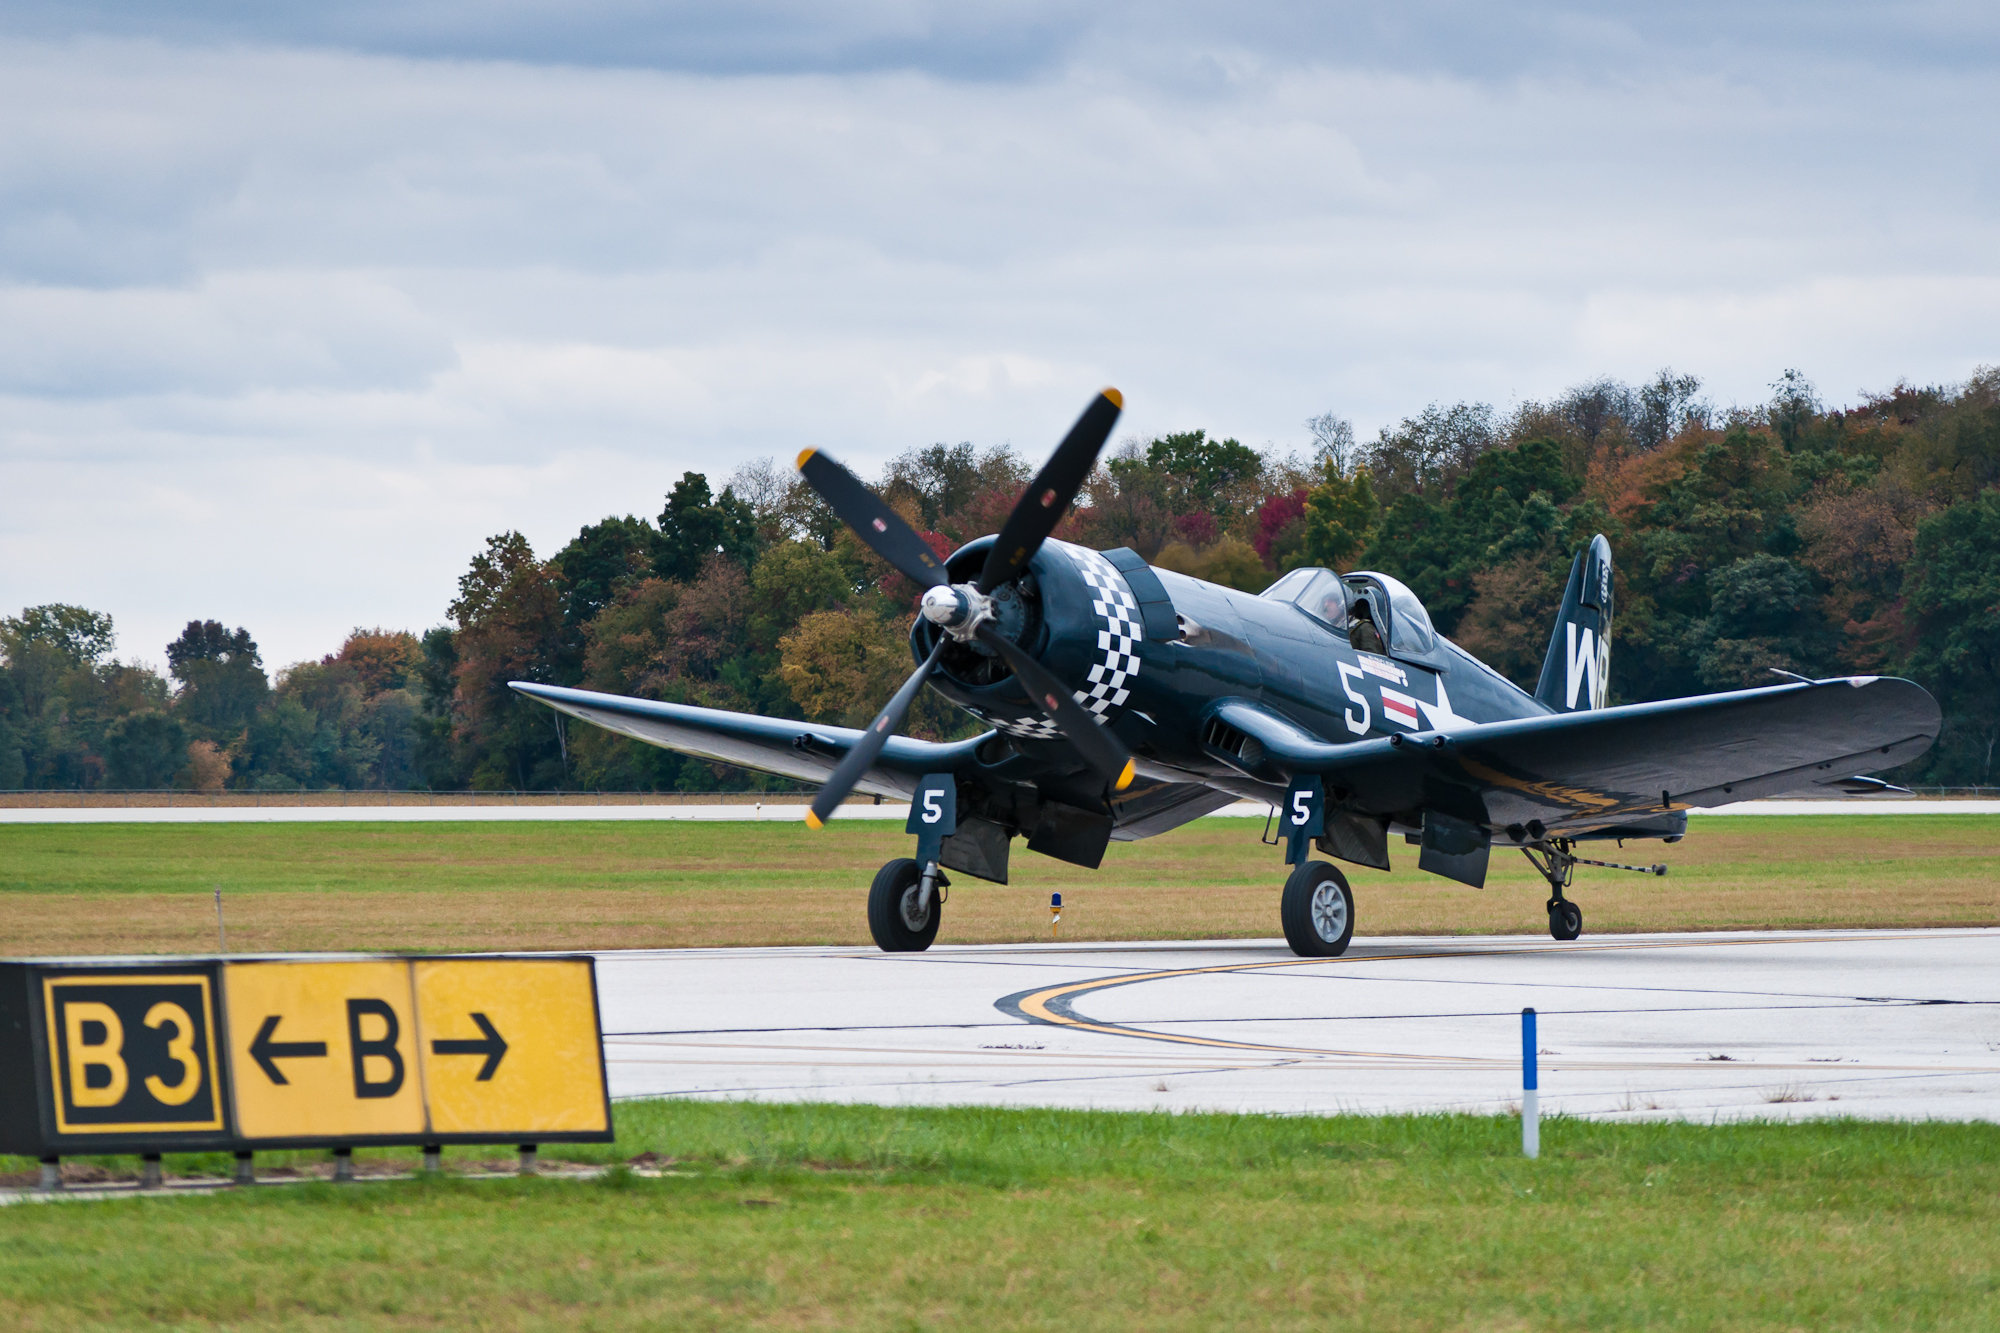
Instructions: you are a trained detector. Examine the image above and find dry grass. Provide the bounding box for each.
[1,814,1996,956]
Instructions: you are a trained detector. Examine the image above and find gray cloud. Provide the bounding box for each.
[4,2,1997,79]
[0,15,1994,668]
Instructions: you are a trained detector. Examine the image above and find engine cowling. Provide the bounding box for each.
[912,538,1144,742]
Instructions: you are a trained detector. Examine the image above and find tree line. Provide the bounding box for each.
[5,365,1998,791]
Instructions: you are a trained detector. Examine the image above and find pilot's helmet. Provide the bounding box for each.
[1352,599,1374,621]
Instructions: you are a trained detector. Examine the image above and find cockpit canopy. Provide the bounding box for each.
[1260,567,1438,656]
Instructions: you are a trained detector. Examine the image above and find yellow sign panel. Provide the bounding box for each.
[414,960,607,1135]
[221,958,606,1142]
[224,960,425,1140]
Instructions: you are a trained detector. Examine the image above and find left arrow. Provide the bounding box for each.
[249,1014,328,1085]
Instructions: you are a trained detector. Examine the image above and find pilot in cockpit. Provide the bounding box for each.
[1349,598,1385,655]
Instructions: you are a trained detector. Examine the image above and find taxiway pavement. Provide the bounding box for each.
[597,929,2000,1123]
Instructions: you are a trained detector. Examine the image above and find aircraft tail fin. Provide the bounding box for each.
[1534,534,1613,712]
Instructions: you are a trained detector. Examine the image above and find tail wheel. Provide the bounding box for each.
[868,858,941,952]
[1281,860,1355,958]
[1548,899,1583,941]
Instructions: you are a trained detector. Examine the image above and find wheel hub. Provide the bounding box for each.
[1310,881,1348,941]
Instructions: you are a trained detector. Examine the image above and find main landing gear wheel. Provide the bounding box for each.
[1281,860,1355,958]
[1548,898,1583,941]
[868,857,941,952]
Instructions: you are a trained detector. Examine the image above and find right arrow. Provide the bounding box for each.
[249,1014,328,1085]
[431,1012,508,1080]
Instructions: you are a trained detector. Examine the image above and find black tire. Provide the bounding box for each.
[1548,900,1582,941]
[867,858,941,952]
[1281,860,1355,958]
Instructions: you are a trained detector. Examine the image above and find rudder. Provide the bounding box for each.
[1534,534,1613,712]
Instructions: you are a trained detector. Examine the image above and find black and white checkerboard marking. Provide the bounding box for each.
[991,543,1142,741]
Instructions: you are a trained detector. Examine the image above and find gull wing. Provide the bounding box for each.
[509,681,986,799]
[1218,676,1940,833]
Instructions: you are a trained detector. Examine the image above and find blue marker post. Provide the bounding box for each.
[1522,1007,1540,1159]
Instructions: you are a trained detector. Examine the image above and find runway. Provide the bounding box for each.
[5,798,1997,822]
[596,928,2000,1123]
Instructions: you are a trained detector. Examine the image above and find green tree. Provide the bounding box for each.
[102,710,188,789]
[1363,402,1498,497]
[241,697,318,789]
[412,626,463,789]
[1298,470,1380,571]
[555,516,660,636]
[449,532,568,790]
[0,665,23,789]
[1903,493,2000,783]
[750,540,855,646]
[1113,431,1265,522]
[1696,554,1828,689]
[1,604,115,720]
[2,604,114,665]
[167,621,269,739]
[657,474,758,582]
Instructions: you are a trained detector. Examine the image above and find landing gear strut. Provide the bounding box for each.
[867,857,947,952]
[1522,839,1584,941]
[1520,838,1668,940]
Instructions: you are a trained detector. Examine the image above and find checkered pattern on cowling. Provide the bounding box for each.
[990,544,1142,740]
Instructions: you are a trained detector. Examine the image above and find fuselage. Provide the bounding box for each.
[915,537,1551,814]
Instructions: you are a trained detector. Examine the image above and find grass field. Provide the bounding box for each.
[4,1101,1998,1329]
[0,814,1996,956]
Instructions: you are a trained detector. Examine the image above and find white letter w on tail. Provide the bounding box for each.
[1565,623,1607,709]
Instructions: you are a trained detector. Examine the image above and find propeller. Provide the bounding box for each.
[794,447,949,590]
[795,388,1134,827]
[972,623,1135,789]
[805,637,947,829]
[977,388,1122,592]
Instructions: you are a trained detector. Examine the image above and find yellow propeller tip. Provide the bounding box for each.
[1102,387,1124,409]
[795,448,817,471]
[804,810,824,830]
[1115,758,1136,791]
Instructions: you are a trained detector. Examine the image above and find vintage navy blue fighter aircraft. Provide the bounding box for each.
[513,390,1941,956]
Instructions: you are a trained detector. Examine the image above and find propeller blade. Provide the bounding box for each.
[795,448,949,590]
[806,637,949,829]
[975,624,1135,792]
[976,388,1123,593]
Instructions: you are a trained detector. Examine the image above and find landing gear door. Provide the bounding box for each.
[907,773,958,865]
[1283,775,1325,866]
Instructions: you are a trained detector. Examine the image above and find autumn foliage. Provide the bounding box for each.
[5,366,2000,789]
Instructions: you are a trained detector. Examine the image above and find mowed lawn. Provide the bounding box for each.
[3,1101,1998,1330]
[0,814,1996,956]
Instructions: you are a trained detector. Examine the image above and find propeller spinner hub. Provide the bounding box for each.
[919,584,989,638]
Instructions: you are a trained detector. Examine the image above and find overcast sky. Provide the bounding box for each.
[2,2,1996,671]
